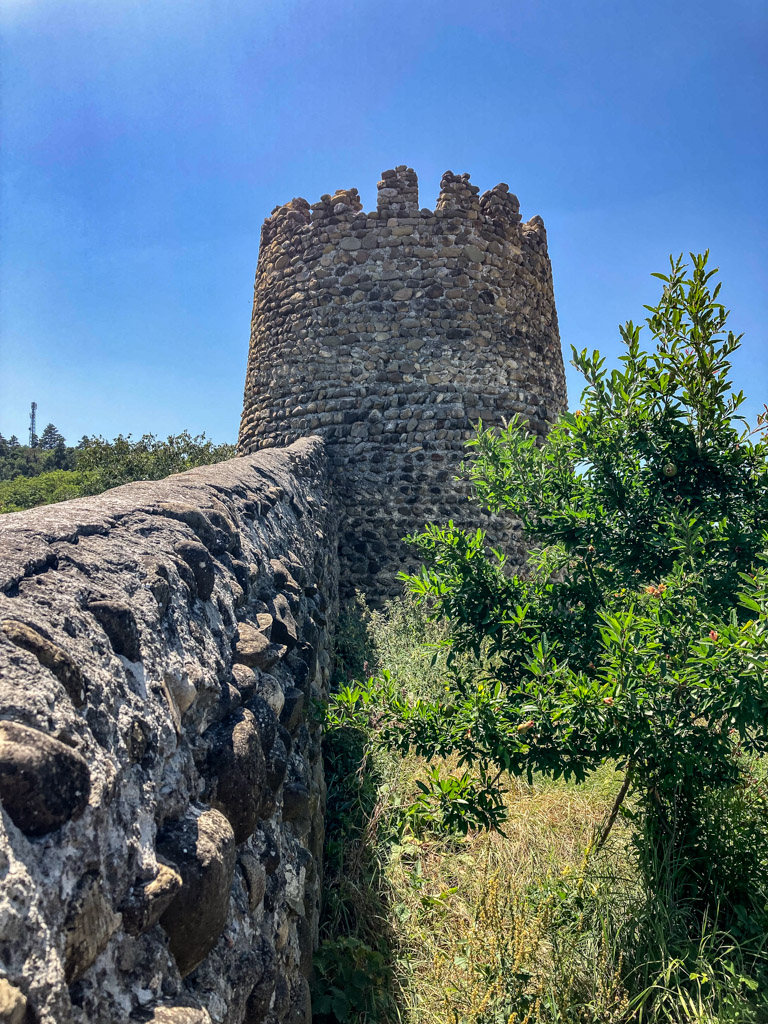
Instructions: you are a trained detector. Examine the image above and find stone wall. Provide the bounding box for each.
[0,439,336,1024]
[239,166,567,599]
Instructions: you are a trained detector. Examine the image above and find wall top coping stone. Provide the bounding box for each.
[0,437,328,595]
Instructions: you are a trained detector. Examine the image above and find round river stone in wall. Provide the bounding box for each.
[157,809,236,977]
[0,721,90,836]
[205,708,269,843]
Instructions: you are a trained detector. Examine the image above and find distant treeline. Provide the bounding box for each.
[0,428,236,513]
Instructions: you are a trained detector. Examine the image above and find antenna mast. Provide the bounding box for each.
[29,402,37,446]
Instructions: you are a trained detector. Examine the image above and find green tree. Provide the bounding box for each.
[1,430,235,513]
[0,470,85,512]
[75,431,236,492]
[38,423,66,450]
[335,254,768,920]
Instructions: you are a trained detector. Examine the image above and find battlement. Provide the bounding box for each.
[240,165,566,599]
[257,167,543,250]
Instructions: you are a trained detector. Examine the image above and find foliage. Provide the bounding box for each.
[74,430,236,490]
[0,430,235,513]
[323,597,768,1023]
[38,423,65,450]
[312,935,394,1023]
[0,429,76,482]
[317,595,459,1022]
[0,469,88,512]
[333,591,376,685]
[329,256,768,947]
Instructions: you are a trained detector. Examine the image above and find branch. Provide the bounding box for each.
[593,761,635,854]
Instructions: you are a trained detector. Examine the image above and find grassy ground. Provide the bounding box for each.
[314,596,768,1024]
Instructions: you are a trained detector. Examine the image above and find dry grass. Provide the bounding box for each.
[379,762,631,1023]
[322,597,768,1024]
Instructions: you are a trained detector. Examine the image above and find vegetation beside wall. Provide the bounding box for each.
[0,431,235,512]
[320,595,768,1023]
[318,257,768,1023]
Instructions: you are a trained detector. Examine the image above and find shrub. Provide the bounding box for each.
[332,254,768,924]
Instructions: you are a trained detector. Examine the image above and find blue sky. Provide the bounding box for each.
[1,0,766,444]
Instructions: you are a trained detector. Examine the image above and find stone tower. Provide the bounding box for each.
[239,166,567,599]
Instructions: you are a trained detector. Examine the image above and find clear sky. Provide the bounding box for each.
[1,0,766,445]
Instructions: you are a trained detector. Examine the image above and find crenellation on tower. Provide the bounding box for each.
[435,170,482,216]
[377,165,419,217]
[260,196,311,249]
[239,166,567,600]
[478,183,523,243]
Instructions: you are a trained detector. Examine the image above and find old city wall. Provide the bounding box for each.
[0,439,336,1024]
[239,166,567,598]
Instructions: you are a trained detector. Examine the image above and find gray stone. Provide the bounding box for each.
[243,938,277,1022]
[238,850,267,912]
[206,709,268,843]
[282,782,311,824]
[0,979,29,1024]
[87,599,141,660]
[0,722,90,836]
[157,809,237,977]
[265,732,289,795]
[174,541,216,601]
[279,687,305,733]
[268,594,298,649]
[63,872,121,983]
[0,619,87,706]
[121,862,183,936]
[148,1008,212,1024]
[234,623,286,670]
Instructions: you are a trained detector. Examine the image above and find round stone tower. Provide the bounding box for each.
[239,166,567,600]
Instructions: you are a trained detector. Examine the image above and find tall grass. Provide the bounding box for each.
[316,596,768,1024]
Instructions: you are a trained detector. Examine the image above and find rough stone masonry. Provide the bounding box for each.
[0,440,337,1024]
[239,166,567,598]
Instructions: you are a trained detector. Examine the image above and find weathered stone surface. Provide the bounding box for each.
[0,722,90,836]
[155,502,225,554]
[279,687,305,733]
[238,850,267,912]
[268,594,298,650]
[148,1008,212,1024]
[250,672,284,717]
[0,439,337,1023]
[87,599,141,661]
[230,663,258,700]
[174,541,215,601]
[121,862,183,936]
[282,782,311,824]
[157,809,237,977]
[63,872,121,983]
[234,623,285,670]
[242,938,277,1022]
[265,733,289,795]
[0,619,86,706]
[0,979,29,1024]
[206,709,268,843]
